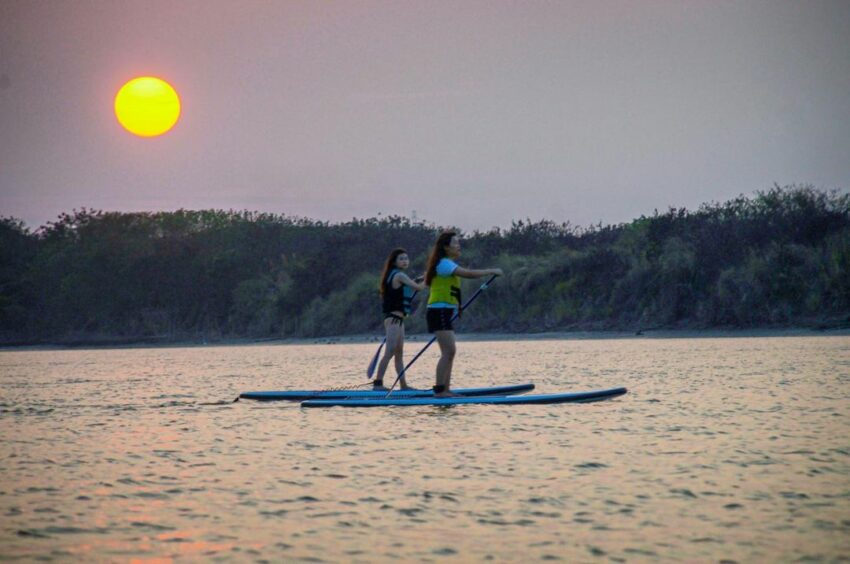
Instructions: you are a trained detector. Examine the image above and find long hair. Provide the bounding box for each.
[425,231,457,286]
[378,248,407,296]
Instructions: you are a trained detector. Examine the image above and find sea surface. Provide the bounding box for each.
[1,335,848,562]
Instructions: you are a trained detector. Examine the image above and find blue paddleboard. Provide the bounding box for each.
[300,387,627,407]
[239,383,535,401]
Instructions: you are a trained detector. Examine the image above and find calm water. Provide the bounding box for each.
[1,335,848,562]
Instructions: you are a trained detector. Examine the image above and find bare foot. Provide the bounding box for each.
[434,391,461,398]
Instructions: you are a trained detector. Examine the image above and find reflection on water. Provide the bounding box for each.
[1,336,849,561]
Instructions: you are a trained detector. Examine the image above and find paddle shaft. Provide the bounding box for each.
[385,274,498,397]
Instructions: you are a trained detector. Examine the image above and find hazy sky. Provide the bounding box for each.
[1,1,849,231]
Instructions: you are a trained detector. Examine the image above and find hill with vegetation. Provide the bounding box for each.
[1,185,848,345]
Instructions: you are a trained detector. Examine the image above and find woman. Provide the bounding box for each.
[374,248,426,390]
[425,231,503,397]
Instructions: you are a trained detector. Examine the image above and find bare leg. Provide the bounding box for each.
[394,324,413,389]
[375,318,404,388]
[434,330,457,397]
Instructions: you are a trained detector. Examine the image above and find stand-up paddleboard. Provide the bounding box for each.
[240,383,535,402]
[301,387,627,408]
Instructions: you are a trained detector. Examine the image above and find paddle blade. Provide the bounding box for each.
[367,340,384,379]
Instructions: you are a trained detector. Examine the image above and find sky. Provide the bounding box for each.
[1,0,849,232]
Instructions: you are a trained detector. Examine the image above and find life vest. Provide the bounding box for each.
[382,269,414,315]
[427,261,461,308]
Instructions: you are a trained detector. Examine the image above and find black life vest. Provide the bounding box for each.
[382,269,413,315]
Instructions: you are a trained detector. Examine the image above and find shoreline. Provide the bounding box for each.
[2,327,848,352]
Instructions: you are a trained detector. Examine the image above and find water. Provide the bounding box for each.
[1,335,848,562]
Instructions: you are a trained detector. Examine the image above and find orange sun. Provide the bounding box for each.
[114,76,181,137]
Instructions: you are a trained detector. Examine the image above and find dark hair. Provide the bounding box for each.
[379,248,408,296]
[425,231,457,286]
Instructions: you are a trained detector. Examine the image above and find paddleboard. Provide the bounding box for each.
[300,387,627,407]
[240,383,535,401]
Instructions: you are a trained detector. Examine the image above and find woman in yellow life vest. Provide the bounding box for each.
[424,231,503,397]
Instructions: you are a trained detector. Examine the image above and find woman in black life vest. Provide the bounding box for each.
[374,248,426,390]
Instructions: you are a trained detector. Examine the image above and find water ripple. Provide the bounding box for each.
[0,336,848,561]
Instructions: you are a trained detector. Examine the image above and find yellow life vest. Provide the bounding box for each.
[428,264,461,307]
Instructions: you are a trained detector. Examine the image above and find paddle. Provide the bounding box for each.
[367,289,419,379]
[366,340,385,379]
[385,274,499,397]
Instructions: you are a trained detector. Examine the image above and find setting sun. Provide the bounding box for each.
[114,76,181,137]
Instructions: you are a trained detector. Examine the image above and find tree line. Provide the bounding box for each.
[1,185,848,345]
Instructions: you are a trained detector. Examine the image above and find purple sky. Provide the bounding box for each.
[1,1,848,231]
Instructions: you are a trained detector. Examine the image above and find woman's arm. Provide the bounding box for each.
[394,272,427,291]
[454,267,503,279]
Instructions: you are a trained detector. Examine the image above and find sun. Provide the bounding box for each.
[114,76,181,137]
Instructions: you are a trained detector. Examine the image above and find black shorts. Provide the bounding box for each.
[426,308,455,333]
[384,312,405,325]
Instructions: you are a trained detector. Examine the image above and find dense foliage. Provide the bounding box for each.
[1,185,848,344]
